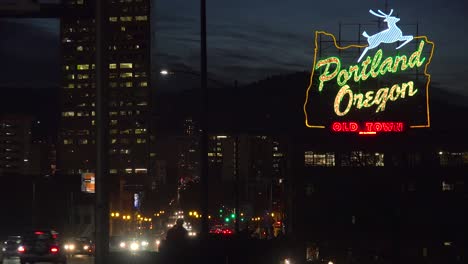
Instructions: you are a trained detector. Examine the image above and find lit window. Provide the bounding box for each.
[76,64,90,70]
[110,120,118,125]
[442,181,454,191]
[150,153,156,157]
[120,72,133,78]
[111,139,117,144]
[208,153,215,157]
[62,111,75,117]
[120,16,133,22]
[109,111,118,116]
[63,139,73,145]
[136,138,146,144]
[304,152,335,167]
[137,101,147,106]
[110,82,118,88]
[135,168,147,174]
[120,129,132,134]
[121,26,126,32]
[120,63,133,69]
[78,139,88,144]
[139,81,148,87]
[76,111,89,117]
[341,151,384,167]
[77,0,83,4]
[125,168,132,173]
[67,74,75,80]
[77,74,89,80]
[135,129,146,134]
[66,83,75,89]
[135,15,148,21]
[109,17,118,22]
[64,65,70,70]
[76,46,84,51]
[91,111,95,116]
[110,129,118,135]
[109,63,117,69]
[110,169,118,174]
[124,82,133,88]
[120,149,130,154]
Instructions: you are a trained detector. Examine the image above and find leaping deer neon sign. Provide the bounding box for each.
[358,9,413,63]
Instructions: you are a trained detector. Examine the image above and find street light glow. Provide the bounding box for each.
[160,69,169,75]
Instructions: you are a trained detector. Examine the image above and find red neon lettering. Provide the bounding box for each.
[374,122,382,132]
[334,122,404,134]
[395,122,403,132]
[332,122,342,132]
[382,122,393,131]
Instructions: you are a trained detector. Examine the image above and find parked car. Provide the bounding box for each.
[17,229,67,264]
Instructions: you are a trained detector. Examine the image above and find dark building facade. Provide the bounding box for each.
[0,115,54,176]
[289,129,467,264]
[57,0,152,212]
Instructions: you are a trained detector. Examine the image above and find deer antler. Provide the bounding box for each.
[369,9,387,18]
[388,9,394,16]
[377,9,388,16]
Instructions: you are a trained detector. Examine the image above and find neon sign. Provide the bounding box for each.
[358,9,413,62]
[304,8,435,132]
[331,122,404,135]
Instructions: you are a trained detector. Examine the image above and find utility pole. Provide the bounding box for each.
[95,0,109,263]
[200,0,209,238]
[234,81,240,234]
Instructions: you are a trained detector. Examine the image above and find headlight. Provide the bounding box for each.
[155,240,160,245]
[64,244,75,250]
[130,242,139,251]
[141,241,149,247]
[189,232,197,236]
[119,242,126,248]
[83,245,89,250]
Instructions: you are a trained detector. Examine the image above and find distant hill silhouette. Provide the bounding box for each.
[155,71,468,135]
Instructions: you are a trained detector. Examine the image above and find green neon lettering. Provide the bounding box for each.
[409,40,426,68]
[369,49,382,78]
[316,57,340,92]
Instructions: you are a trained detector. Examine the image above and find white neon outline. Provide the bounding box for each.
[358,9,414,63]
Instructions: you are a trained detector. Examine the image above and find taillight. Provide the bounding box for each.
[35,231,44,235]
[18,246,25,253]
[50,246,59,253]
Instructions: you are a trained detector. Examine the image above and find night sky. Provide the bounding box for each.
[0,0,467,98]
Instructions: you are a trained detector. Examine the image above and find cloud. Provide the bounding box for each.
[0,19,59,89]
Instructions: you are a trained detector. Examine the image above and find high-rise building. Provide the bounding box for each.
[57,0,152,212]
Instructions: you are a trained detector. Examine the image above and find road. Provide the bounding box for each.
[2,255,93,264]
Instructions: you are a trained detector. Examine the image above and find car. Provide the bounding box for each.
[17,229,67,264]
[63,237,94,256]
[209,225,234,235]
[2,236,22,259]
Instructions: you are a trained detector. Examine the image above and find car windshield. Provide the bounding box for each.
[0,1,466,264]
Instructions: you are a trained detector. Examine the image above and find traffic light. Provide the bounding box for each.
[225,217,230,222]
[230,213,235,219]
